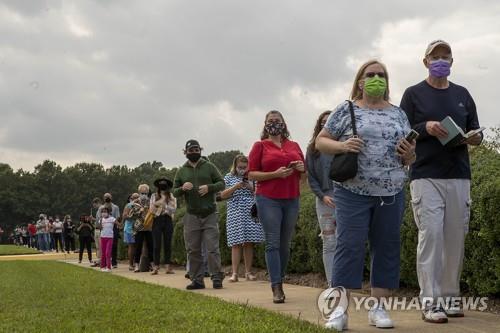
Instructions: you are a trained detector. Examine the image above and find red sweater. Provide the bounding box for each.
[248,139,304,199]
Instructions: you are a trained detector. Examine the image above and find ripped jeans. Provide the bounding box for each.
[315,190,337,287]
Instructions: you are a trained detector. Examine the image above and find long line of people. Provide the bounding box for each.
[3,40,482,331]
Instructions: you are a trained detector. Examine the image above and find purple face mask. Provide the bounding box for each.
[429,59,451,78]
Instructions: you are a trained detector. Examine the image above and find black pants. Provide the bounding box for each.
[54,233,63,252]
[79,236,93,262]
[152,215,174,266]
[65,235,75,252]
[112,234,119,266]
[134,231,153,264]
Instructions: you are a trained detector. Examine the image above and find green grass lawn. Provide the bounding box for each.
[0,261,330,333]
[0,245,40,256]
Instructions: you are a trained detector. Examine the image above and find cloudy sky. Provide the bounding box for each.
[1,0,499,171]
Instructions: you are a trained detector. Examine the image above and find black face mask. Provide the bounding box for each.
[186,152,201,163]
[104,198,111,203]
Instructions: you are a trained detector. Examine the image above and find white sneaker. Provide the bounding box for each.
[100,268,106,272]
[422,306,448,323]
[325,306,348,331]
[445,302,464,317]
[368,305,394,328]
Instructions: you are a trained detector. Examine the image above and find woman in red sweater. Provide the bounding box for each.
[248,110,305,304]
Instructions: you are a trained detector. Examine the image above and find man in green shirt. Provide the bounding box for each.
[173,139,225,289]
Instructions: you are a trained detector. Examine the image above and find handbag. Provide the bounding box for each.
[143,210,155,229]
[329,100,359,182]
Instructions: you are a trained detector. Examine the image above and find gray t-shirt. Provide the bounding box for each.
[324,101,411,196]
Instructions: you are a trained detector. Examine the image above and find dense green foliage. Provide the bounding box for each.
[0,150,242,241]
[0,261,329,333]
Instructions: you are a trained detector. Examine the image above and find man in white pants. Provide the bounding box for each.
[400,40,482,324]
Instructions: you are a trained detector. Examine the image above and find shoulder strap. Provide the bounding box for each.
[346,100,357,136]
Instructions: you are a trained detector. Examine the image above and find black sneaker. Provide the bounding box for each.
[212,279,223,289]
[186,281,205,290]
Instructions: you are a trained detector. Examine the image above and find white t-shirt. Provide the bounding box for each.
[53,221,64,233]
[100,216,116,238]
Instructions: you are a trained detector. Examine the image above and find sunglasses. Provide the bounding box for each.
[364,72,386,78]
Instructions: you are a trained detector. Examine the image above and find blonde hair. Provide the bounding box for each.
[230,155,248,175]
[350,59,390,101]
[138,184,149,193]
[130,193,140,200]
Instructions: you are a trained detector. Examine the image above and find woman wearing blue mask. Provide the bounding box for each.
[316,60,416,331]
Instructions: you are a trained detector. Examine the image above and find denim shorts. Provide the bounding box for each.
[123,231,135,244]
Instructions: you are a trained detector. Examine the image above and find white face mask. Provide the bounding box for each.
[236,168,247,177]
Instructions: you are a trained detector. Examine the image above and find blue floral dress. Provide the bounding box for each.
[224,173,264,246]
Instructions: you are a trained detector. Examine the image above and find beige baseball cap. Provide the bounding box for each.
[425,39,452,57]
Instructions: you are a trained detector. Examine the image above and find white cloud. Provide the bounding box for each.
[0,1,499,171]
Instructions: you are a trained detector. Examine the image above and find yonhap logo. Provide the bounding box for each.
[317,286,349,320]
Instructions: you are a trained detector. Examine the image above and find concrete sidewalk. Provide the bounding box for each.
[60,259,499,333]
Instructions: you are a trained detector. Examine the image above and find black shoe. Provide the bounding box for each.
[213,279,223,289]
[211,272,224,289]
[204,272,210,278]
[272,284,285,304]
[185,272,190,279]
[112,265,118,269]
[186,281,205,290]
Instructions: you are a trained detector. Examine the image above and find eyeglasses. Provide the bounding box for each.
[139,193,148,195]
[364,72,386,78]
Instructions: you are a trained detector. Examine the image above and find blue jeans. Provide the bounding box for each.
[37,234,47,251]
[256,195,299,286]
[332,185,404,289]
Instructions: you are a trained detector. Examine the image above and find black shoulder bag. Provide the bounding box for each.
[329,100,359,182]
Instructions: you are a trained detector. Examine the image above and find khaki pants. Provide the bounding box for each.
[183,212,222,283]
[410,179,471,305]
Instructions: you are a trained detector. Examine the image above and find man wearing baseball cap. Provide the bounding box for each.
[400,40,482,323]
[173,139,225,289]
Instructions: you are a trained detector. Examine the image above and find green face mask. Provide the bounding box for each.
[363,76,387,97]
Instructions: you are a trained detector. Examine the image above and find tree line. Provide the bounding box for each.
[0,150,242,242]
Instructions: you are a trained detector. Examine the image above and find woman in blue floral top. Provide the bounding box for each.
[316,60,416,331]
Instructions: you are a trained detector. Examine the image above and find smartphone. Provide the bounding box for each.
[405,129,419,142]
[287,161,299,169]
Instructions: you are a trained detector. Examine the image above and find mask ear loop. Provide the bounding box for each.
[379,195,396,207]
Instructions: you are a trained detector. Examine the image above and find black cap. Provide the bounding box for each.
[153,178,173,189]
[185,139,200,150]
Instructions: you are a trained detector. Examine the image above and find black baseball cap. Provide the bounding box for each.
[185,139,200,150]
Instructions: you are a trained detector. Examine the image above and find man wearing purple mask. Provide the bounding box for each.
[400,40,482,324]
